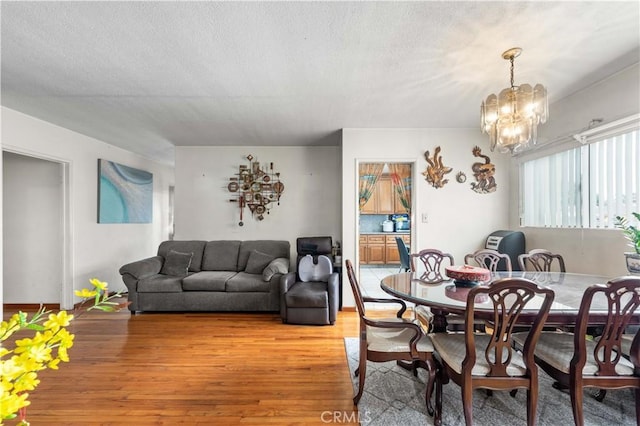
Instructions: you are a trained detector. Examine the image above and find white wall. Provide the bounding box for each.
[508,63,640,277]
[342,128,511,307]
[174,146,342,261]
[1,107,174,311]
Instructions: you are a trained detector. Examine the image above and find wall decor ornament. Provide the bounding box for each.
[422,146,452,189]
[470,146,497,194]
[228,155,284,226]
[456,171,467,183]
[98,159,153,223]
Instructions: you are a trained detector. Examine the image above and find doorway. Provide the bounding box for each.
[2,151,71,308]
[358,162,413,303]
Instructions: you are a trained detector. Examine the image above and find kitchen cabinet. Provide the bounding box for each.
[385,235,410,263]
[360,176,408,214]
[359,236,368,263]
[360,234,410,265]
[360,186,378,214]
[365,235,386,264]
[376,178,395,214]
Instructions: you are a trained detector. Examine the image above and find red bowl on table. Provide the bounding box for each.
[445,265,491,287]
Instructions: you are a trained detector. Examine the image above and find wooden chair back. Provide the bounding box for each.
[345,259,368,319]
[410,249,454,282]
[464,248,512,272]
[518,249,566,272]
[433,277,555,425]
[464,278,554,378]
[529,276,640,425]
[574,277,640,378]
[345,259,436,410]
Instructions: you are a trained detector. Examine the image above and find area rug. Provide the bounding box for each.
[344,337,636,426]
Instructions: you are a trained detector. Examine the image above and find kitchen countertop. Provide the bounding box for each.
[360,231,410,235]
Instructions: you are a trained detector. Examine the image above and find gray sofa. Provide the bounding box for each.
[119,240,290,313]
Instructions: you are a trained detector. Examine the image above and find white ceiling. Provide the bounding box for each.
[2,1,639,165]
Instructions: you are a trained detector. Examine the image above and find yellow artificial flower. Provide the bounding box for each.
[55,329,75,349]
[89,278,108,291]
[13,371,40,392]
[57,346,70,363]
[43,311,74,331]
[47,358,61,370]
[0,391,29,419]
[74,288,97,298]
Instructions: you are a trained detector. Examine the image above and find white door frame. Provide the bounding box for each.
[355,159,418,277]
[2,146,73,309]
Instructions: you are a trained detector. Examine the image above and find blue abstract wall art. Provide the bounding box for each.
[98,159,153,223]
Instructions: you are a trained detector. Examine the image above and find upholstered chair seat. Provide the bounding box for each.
[513,331,636,376]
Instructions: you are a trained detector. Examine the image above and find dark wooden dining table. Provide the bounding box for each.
[380,270,634,332]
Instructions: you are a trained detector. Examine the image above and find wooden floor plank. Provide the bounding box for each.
[1,305,393,425]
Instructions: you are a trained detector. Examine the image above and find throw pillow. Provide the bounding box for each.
[160,250,193,277]
[245,250,275,274]
[262,257,289,281]
[298,254,333,282]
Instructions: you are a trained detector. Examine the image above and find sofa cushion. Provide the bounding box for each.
[202,240,241,271]
[138,274,184,293]
[238,240,290,271]
[157,240,206,272]
[245,250,275,274]
[182,271,236,291]
[298,255,333,282]
[263,257,289,281]
[226,272,272,292]
[160,250,193,277]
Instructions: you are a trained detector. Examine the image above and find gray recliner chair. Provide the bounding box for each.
[280,236,339,325]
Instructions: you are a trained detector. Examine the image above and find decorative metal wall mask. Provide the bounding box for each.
[228,155,284,226]
[422,146,452,188]
[470,146,497,193]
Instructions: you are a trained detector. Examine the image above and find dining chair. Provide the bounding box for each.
[345,259,437,414]
[395,237,411,273]
[410,249,454,331]
[513,276,640,426]
[410,249,454,281]
[464,248,512,272]
[431,277,555,426]
[518,249,566,272]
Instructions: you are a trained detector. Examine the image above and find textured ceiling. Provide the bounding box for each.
[2,1,639,165]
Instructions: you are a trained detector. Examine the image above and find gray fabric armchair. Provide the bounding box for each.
[280,236,339,325]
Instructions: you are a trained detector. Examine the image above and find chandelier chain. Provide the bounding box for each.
[510,56,515,89]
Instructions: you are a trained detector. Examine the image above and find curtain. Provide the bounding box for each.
[388,163,411,213]
[359,163,385,208]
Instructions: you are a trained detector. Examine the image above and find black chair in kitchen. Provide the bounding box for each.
[280,236,339,325]
[396,237,411,273]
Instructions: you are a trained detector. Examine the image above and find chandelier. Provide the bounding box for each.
[480,47,548,154]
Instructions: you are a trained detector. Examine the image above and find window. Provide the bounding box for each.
[521,122,639,228]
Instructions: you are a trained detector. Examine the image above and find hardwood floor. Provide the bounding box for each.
[1,305,377,425]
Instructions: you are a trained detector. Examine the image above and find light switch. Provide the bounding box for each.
[421,213,428,223]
